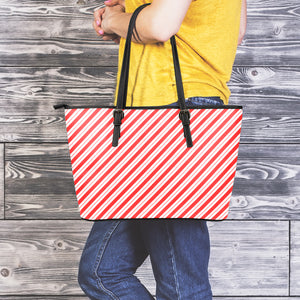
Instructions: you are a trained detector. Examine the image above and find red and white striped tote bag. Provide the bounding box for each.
[54,4,243,220]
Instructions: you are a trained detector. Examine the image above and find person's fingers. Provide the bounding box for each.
[104,0,125,8]
[93,7,105,26]
[93,20,104,36]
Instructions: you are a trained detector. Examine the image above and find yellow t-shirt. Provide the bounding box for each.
[114,0,242,106]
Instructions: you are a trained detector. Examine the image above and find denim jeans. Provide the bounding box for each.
[78,97,224,300]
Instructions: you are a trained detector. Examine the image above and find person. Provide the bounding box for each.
[78,0,247,299]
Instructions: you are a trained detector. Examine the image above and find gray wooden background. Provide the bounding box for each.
[0,0,300,299]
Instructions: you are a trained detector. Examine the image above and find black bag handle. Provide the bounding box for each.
[112,3,193,148]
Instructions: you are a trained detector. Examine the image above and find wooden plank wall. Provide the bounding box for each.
[0,0,299,299]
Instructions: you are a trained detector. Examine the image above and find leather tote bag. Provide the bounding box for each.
[54,3,243,220]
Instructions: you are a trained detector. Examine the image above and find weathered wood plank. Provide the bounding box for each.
[0,40,119,67]
[4,143,300,220]
[0,37,298,69]
[1,66,300,115]
[0,143,4,219]
[230,144,300,220]
[0,67,116,116]
[0,220,93,296]
[291,221,300,296]
[0,1,299,67]
[0,66,300,143]
[208,221,289,296]
[0,220,289,296]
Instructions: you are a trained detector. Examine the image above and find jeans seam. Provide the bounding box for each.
[93,220,121,300]
[165,221,181,300]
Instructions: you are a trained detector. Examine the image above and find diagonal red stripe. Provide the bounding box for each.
[79,109,176,209]
[66,109,89,133]
[142,113,242,218]
[111,109,231,219]
[68,109,101,143]
[65,109,77,122]
[153,128,241,218]
[71,109,136,174]
[70,109,112,157]
[177,136,241,218]
[189,157,238,218]
[82,110,184,218]
[93,109,210,219]
[201,183,233,220]
[73,109,145,184]
[73,107,242,220]
[208,189,232,220]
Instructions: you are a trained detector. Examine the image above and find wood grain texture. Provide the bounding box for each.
[4,143,80,219]
[4,143,300,220]
[0,0,299,298]
[0,66,116,117]
[1,66,300,115]
[0,1,299,67]
[208,220,289,296]
[0,220,289,296]
[291,221,300,295]
[0,220,93,296]
[229,144,300,220]
[0,66,300,143]
[0,143,4,219]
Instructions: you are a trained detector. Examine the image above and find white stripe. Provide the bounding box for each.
[72,108,242,219]
[165,137,240,219]
[103,110,239,219]
[68,109,110,149]
[205,186,233,219]
[70,112,113,165]
[67,109,94,137]
[91,109,240,219]
[143,138,239,219]
[74,109,156,191]
[183,163,237,218]
[187,178,234,219]
[66,109,86,129]
[79,110,178,215]
[128,112,241,218]
[83,110,180,218]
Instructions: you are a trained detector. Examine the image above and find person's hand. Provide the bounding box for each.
[101,5,125,34]
[93,6,120,43]
[93,0,125,44]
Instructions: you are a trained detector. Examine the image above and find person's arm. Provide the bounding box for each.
[94,0,192,44]
[238,0,247,45]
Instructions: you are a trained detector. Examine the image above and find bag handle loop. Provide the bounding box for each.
[113,3,193,148]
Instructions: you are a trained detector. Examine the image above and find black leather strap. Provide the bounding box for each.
[113,3,193,147]
[115,3,150,110]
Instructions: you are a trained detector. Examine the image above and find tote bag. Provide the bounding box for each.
[54,3,243,220]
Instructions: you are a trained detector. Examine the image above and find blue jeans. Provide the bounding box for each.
[78,97,224,300]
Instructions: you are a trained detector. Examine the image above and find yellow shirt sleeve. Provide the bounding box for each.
[114,0,242,106]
